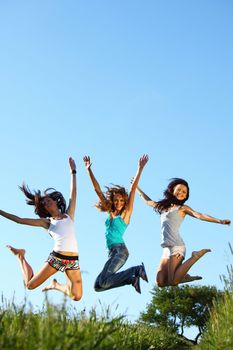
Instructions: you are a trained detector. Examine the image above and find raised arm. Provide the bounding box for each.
[182,205,231,225]
[83,155,106,203]
[124,154,149,223]
[0,209,49,228]
[136,186,157,208]
[67,157,77,220]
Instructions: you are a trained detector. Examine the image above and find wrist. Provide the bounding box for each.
[71,170,77,174]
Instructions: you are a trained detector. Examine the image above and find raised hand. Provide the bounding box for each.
[139,154,149,169]
[83,155,91,170]
[69,157,76,173]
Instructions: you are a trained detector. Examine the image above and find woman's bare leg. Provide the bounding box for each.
[42,269,82,301]
[157,263,202,286]
[66,269,82,300]
[180,274,202,284]
[42,278,70,296]
[7,245,33,284]
[7,245,57,289]
[169,249,211,286]
[156,258,169,287]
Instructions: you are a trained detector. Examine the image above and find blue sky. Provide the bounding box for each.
[0,0,232,330]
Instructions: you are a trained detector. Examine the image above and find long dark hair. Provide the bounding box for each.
[19,183,67,218]
[155,178,189,214]
[96,184,128,214]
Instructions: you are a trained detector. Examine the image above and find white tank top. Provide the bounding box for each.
[48,214,78,253]
[160,206,185,247]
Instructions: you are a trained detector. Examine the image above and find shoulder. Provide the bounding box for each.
[179,205,193,214]
[180,204,189,210]
[41,218,51,229]
[121,208,129,218]
[64,212,75,222]
[119,210,130,225]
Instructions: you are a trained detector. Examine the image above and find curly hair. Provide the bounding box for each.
[95,184,129,214]
[155,178,189,214]
[19,183,67,218]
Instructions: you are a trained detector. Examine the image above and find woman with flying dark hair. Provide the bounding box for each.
[83,154,149,294]
[136,177,231,287]
[0,157,82,300]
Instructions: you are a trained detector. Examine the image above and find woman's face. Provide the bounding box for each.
[41,196,57,212]
[173,184,188,201]
[113,194,126,212]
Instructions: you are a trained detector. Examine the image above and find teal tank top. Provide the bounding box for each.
[105,215,128,249]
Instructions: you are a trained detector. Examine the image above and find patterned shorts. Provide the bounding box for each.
[47,251,80,272]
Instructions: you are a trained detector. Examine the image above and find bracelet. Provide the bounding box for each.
[71,170,77,174]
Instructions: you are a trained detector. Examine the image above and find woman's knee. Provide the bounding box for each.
[156,274,168,288]
[94,281,105,292]
[72,292,82,301]
[156,281,167,288]
[94,286,101,292]
[26,280,37,290]
[170,279,179,286]
[167,276,179,286]
[70,279,83,301]
[94,279,100,291]
[94,275,108,291]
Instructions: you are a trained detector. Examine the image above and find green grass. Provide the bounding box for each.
[198,243,233,350]
[0,296,192,350]
[197,291,233,350]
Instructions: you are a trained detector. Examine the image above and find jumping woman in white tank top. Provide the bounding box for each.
[136,177,231,287]
[0,157,82,301]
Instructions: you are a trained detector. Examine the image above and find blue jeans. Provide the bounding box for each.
[94,244,139,292]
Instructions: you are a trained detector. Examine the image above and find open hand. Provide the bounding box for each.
[83,155,91,169]
[139,154,149,168]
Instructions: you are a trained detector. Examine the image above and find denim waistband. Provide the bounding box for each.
[108,243,127,250]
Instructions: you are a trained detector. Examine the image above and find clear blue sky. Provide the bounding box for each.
[0,0,232,328]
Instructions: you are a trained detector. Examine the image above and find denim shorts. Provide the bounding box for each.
[47,251,80,272]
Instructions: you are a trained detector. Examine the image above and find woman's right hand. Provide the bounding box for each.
[220,219,231,225]
[83,155,91,169]
[139,154,149,169]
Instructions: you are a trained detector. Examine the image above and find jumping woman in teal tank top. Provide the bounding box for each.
[83,154,149,294]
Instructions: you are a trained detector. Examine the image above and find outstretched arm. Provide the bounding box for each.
[83,155,106,203]
[0,209,49,228]
[136,186,157,208]
[67,157,77,221]
[124,154,149,222]
[183,205,231,225]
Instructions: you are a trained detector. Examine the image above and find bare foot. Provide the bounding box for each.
[192,249,211,261]
[180,274,202,284]
[6,245,25,258]
[42,279,58,292]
